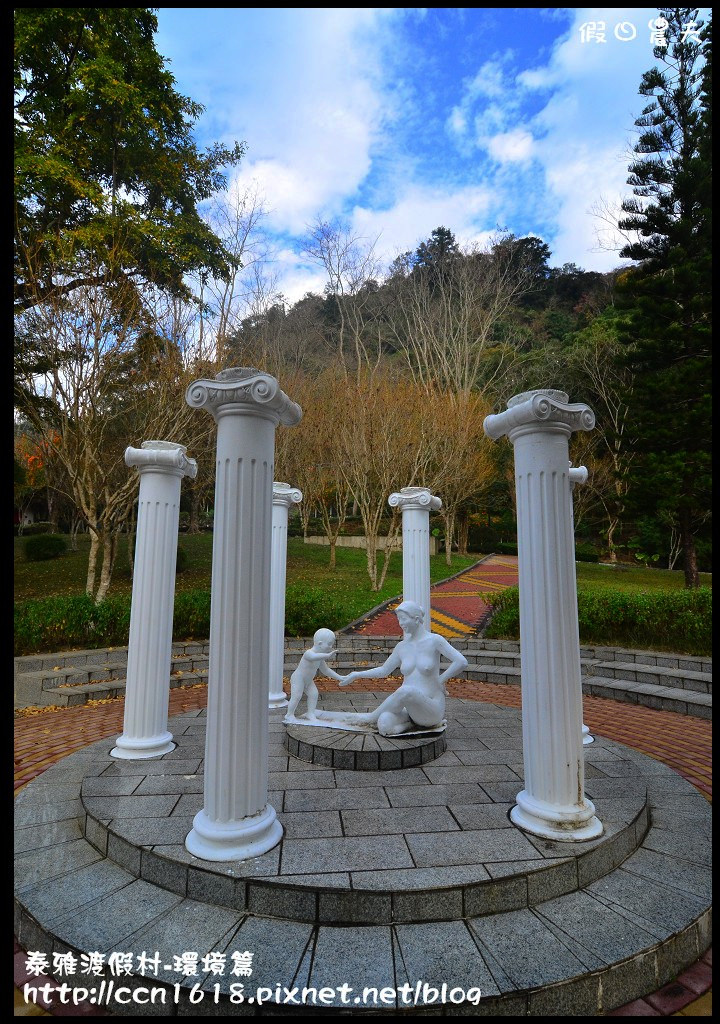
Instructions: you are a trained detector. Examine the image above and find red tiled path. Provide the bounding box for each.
[349,554,518,637]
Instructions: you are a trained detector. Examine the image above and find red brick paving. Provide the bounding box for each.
[349,554,518,636]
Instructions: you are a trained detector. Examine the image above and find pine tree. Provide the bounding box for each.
[616,8,711,587]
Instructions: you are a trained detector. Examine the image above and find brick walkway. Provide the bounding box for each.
[347,554,518,637]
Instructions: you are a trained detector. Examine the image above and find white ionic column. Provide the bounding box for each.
[388,487,442,630]
[183,369,301,861]
[484,390,603,841]
[269,482,302,708]
[568,465,594,746]
[111,442,197,760]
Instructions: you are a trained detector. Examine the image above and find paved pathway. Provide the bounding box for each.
[347,554,518,637]
[14,553,711,1016]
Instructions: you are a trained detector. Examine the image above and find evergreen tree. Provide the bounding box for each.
[413,226,460,273]
[616,8,711,586]
[14,8,245,314]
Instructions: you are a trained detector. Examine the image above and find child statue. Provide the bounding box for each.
[283,628,345,724]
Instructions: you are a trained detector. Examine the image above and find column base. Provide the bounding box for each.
[269,690,289,709]
[185,804,283,862]
[510,789,603,842]
[582,723,595,745]
[110,732,175,760]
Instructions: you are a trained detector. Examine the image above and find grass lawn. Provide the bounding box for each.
[15,533,710,611]
[576,561,712,591]
[13,533,480,623]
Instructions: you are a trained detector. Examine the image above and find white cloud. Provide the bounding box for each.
[350,184,497,263]
[486,129,534,164]
[172,9,400,237]
[518,8,672,269]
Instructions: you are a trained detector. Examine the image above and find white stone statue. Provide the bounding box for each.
[283,628,345,724]
[313,601,469,736]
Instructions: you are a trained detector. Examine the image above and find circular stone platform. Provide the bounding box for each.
[285,722,447,770]
[71,694,652,925]
[15,692,712,1017]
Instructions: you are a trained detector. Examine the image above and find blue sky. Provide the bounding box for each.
[155,7,708,302]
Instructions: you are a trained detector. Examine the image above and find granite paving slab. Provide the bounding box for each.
[14,692,712,1019]
[72,699,650,926]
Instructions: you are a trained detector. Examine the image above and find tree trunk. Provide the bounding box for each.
[457,514,470,557]
[329,537,336,569]
[605,516,619,563]
[188,487,201,534]
[70,516,82,552]
[443,511,455,566]
[86,528,99,596]
[95,531,117,603]
[681,512,700,589]
[377,522,401,591]
[46,487,59,533]
[365,534,379,590]
[127,505,136,580]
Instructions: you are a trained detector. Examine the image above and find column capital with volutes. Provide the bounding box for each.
[186,368,302,426]
[388,487,442,513]
[484,390,595,442]
[272,482,303,508]
[125,441,197,480]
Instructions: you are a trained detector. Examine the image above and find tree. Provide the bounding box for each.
[333,371,436,591]
[387,235,533,395]
[16,262,201,602]
[14,8,244,314]
[303,219,385,374]
[413,226,460,281]
[616,8,711,587]
[424,391,494,565]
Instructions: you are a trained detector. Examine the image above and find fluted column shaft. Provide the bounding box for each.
[184,369,302,861]
[568,466,594,746]
[269,483,302,708]
[484,390,602,841]
[111,442,197,760]
[388,487,442,629]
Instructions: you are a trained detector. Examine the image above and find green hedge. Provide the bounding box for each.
[284,584,347,636]
[15,585,349,655]
[484,586,712,656]
[24,534,67,561]
[493,542,599,562]
[15,521,55,537]
[575,544,600,563]
[495,542,518,555]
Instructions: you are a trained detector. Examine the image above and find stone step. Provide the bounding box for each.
[32,671,209,708]
[582,677,712,720]
[14,731,712,1016]
[586,660,711,693]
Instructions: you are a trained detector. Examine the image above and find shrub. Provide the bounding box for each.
[173,590,211,640]
[284,585,347,636]
[575,543,600,563]
[16,521,55,537]
[495,541,518,555]
[14,593,132,655]
[23,534,67,561]
[484,586,712,656]
[14,583,353,656]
